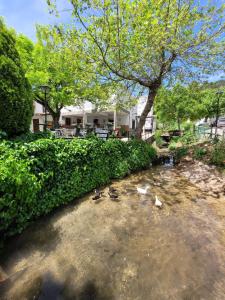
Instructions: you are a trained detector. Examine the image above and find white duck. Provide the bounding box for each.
[155,195,163,208]
[137,186,149,194]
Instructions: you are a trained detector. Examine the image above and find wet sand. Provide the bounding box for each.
[0,163,225,300]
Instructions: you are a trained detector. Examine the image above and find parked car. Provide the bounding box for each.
[217,117,225,127]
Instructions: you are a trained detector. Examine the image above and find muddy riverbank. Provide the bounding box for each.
[0,162,225,300]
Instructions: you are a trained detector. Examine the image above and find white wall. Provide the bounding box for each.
[33,102,44,114]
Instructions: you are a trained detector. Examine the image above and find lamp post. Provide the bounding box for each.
[215,90,224,139]
[39,85,50,131]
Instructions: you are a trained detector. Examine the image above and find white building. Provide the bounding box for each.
[30,102,53,132]
[30,96,155,135]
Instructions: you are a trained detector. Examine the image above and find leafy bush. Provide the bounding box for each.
[154,130,164,147]
[12,130,54,143]
[0,130,7,140]
[179,131,197,145]
[168,142,177,151]
[193,146,207,159]
[0,20,33,137]
[211,140,225,166]
[173,146,188,161]
[183,121,193,132]
[0,138,156,238]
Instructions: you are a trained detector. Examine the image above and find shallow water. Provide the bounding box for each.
[0,164,225,300]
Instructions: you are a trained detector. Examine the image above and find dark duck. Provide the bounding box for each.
[108,187,119,200]
[92,189,102,201]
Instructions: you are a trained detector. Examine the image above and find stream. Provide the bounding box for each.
[0,161,225,300]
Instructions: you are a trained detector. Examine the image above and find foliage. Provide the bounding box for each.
[0,138,156,238]
[12,131,54,143]
[154,82,220,131]
[0,20,33,137]
[211,140,225,166]
[173,146,188,161]
[20,25,114,128]
[0,130,7,140]
[155,85,199,129]
[50,0,225,136]
[193,147,207,159]
[179,131,197,145]
[200,88,225,121]
[154,130,164,147]
[168,142,177,151]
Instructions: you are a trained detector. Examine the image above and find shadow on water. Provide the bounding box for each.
[0,222,61,294]
[77,280,114,300]
[28,273,114,300]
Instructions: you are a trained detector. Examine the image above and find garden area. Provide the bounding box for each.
[1,0,225,299]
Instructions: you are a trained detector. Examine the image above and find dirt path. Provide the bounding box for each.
[0,163,225,300]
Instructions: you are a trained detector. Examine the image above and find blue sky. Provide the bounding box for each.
[0,0,72,40]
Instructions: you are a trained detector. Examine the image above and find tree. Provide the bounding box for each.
[200,88,225,122]
[155,84,200,130]
[0,19,33,137]
[23,25,113,128]
[49,0,225,137]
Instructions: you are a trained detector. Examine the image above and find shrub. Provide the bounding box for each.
[173,146,188,161]
[154,130,164,147]
[12,130,54,143]
[0,138,156,238]
[0,20,33,137]
[179,131,197,145]
[211,140,225,166]
[193,146,207,159]
[168,141,177,151]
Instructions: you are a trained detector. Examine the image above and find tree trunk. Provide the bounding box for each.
[177,117,181,131]
[135,88,157,139]
[52,111,61,129]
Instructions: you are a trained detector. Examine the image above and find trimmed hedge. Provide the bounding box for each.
[0,20,33,137]
[0,138,156,238]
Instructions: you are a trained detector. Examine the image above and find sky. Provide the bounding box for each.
[0,0,72,40]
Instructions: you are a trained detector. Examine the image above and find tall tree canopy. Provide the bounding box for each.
[155,84,200,129]
[156,82,225,129]
[0,19,33,137]
[19,25,113,128]
[48,0,225,137]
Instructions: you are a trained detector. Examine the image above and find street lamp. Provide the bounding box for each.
[39,85,50,131]
[215,90,224,138]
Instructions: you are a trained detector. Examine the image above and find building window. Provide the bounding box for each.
[132,119,136,129]
[93,119,99,126]
[33,119,40,132]
[65,118,71,126]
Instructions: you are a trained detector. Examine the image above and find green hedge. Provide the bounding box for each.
[211,140,225,166]
[0,138,156,238]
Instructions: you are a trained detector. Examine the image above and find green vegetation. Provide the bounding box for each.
[173,146,188,161]
[50,0,225,138]
[155,85,199,130]
[211,140,225,167]
[193,147,208,160]
[0,20,33,137]
[17,25,114,129]
[0,138,156,238]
